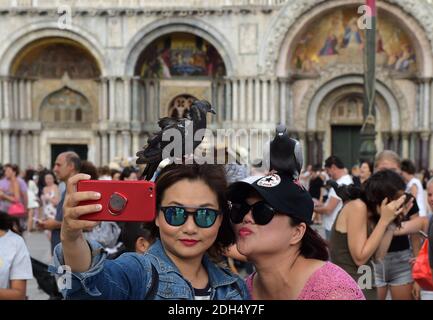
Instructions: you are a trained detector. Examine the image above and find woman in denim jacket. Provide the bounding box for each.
[51,164,249,300]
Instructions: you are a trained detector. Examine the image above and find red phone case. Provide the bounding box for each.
[77,180,156,222]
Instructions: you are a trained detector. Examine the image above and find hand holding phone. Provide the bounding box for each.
[77,180,156,222]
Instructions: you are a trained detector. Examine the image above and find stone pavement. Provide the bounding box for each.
[23,231,51,300]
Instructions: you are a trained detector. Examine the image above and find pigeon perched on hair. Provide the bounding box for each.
[136,99,216,180]
[268,124,304,180]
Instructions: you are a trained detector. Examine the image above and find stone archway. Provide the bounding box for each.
[303,73,404,165]
[0,22,107,76]
[314,85,392,166]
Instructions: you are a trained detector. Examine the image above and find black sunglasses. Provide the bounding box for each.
[160,206,221,228]
[229,201,276,225]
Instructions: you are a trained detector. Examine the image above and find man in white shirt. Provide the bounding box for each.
[314,156,353,240]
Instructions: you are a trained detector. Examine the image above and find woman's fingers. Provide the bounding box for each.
[66,173,91,198]
[68,203,102,220]
[394,206,404,216]
[67,191,101,207]
[64,219,100,231]
[394,195,406,208]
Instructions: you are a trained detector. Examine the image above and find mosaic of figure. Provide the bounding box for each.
[291,8,417,74]
[138,33,226,78]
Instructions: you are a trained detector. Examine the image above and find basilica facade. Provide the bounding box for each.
[0,0,433,170]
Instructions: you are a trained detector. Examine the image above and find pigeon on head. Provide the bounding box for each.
[268,124,304,180]
[136,99,216,181]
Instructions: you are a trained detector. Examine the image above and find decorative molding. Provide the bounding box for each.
[0,6,283,17]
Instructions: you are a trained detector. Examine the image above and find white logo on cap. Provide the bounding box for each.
[257,174,281,187]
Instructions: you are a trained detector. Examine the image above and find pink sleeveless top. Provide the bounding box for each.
[246,261,365,300]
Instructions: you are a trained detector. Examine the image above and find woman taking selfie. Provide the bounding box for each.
[228,173,365,300]
[51,163,249,300]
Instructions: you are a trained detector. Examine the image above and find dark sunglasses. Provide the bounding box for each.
[229,201,276,225]
[160,206,221,228]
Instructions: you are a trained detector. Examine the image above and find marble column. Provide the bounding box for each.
[211,80,218,125]
[2,130,10,163]
[97,79,103,121]
[316,131,325,166]
[261,79,268,122]
[109,131,116,163]
[269,78,276,123]
[420,131,430,170]
[144,80,152,122]
[19,131,27,169]
[109,77,116,121]
[116,132,122,159]
[391,132,400,155]
[381,132,390,150]
[131,78,140,121]
[401,132,410,159]
[13,80,19,119]
[224,78,232,122]
[422,79,431,130]
[307,132,316,166]
[247,78,253,122]
[132,131,140,159]
[232,78,238,122]
[33,132,40,166]
[19,79,25,120]
[0,78,3,119]
[429,133,433,170]
[124,77,131,122]
[239,78,246,122]
[279,78,287,125]
[122,130,131,158]
[101,78,108,121]
[94,133,101,167]
[10,131,18,164]
[0,131,2,164]
[26,80,32,120]
[254,78,260,122]
[298,132,307,167]
[217,80,225,123]
[3,79,10,119]
[101,132,108,165]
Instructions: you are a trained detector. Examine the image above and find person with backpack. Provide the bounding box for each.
[50,163,249,300]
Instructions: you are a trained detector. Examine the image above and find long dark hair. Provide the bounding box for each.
[153,163,234,259]
[289,216,329,261]
[361,169,406,224]
[330,169,406,225]
[0,211,13,231]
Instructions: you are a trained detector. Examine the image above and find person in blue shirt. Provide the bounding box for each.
[50,163,249,300]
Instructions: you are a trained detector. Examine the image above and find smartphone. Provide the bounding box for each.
[77,180,156,222]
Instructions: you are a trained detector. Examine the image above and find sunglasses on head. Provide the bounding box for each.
[160,206,221,228]
[229,201,276,225]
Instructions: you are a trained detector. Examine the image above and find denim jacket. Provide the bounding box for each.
[49,239,250,300]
